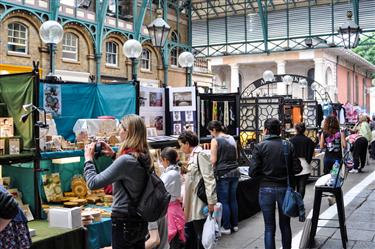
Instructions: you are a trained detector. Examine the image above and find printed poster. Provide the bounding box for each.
[140,86,165,136]
[43,84,62,116]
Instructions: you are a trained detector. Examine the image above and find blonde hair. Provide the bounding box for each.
[118,114,150,158]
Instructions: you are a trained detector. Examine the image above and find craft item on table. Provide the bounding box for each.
[201,100,205,127]
[90,189,105,197]
[0,118,14,137]
[108,135,119,146]
[64,191,76,197]
[224,101,229,127]
[42,173,64,202]
[103,195,113,203]
[63,201,79,208]
[86,196,101,204]
[229,102,235,126]
[81,214,94,226]
[8,137,21,155]
[82,209,102,222]
[52,136,63,151]
[2,177,10,187]
[96,202,104,206]
[212,101,218,120]
[218,101,224,122]
[71,175,88,198]
[76,142,85,150]
[48,207,82,229]
[71,198,87,206]
[21,204,34,221]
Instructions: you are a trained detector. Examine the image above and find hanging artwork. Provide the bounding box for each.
[169,87,196,112]
[140,87,165,136]
[43,84,62,116]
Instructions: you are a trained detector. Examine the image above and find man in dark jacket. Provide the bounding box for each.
[250,118,302,249]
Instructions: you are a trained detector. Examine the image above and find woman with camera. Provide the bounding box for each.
[84,114,152,249]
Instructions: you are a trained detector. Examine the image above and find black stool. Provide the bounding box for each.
[309,185,348,248]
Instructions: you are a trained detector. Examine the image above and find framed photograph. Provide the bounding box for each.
[185,111,194,122]
[0,118,14,137]
[169,87,196,112]
[149,92,163,107]
[184,123,194,132]
[173,111,181,122]
[8,137,21,155]
[173,124,182,135]
[150,116,164,131]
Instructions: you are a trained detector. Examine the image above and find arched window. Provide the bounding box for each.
[141,49,151,71]
[62,32,79,61]
[105,41,118,66]
[7,23,28,54]
[170,31,179,66]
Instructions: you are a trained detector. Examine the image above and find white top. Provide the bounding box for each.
[160,164,181,202]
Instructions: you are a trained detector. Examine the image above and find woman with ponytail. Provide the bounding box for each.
[208,120,240,235]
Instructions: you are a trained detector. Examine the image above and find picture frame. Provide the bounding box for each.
[8,137,21,155]
[169,87,196,112]
[0,117,14,137]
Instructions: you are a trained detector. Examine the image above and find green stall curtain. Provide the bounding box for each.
[0,73,34,148]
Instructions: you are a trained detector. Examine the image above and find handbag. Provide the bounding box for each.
[282,141,306,222]
[196,153,208,204]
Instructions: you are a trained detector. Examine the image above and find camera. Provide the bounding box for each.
[94,142,102,159]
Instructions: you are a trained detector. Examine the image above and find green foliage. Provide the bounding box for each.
[353,33,375,68]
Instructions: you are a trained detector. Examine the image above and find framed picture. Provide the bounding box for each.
[173,111,181,122]
[185,111,194,122]
[8,137,21,155]
[169,87,196,112]
[149,92,163,107]
[0,117,14,137]
[173,124,182,135]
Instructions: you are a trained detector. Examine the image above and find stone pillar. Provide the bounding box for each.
[276,61,286,95]
[314,58,325,86]
[230,64,239,93]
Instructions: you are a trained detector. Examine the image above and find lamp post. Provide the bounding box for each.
[263,70,274,96]
[283,75,293,96]
[299,78,308,99]
[123,39,142,81]
[338,10,362,49]
[178,51,194,86]
[39,20,64,80]
[147,8,171,48]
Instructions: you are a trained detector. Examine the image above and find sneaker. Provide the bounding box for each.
[220,227,231,235]
[349,169,358,173]
[233,226,239,232]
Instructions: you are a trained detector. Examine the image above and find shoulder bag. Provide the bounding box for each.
[196,153,208,204]
[282,140,306,222]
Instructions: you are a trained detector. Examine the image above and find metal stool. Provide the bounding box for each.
[309,185,348,248]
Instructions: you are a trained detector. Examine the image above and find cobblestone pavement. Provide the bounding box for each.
[216,160,375,249]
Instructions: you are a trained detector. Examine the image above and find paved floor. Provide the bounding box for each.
[216,159,375,249]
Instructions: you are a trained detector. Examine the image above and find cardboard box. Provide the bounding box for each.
[48,207,82,229]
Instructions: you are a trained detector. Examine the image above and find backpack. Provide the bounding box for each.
[120,157,171,222]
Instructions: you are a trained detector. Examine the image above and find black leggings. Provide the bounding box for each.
[352,137,368,170]
[294,174,309,199]
[184,219,205,249]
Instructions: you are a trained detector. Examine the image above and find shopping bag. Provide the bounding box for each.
[202,214,217,249]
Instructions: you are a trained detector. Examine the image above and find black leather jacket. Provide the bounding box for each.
[250,135,302,187]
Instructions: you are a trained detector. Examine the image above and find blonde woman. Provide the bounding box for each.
[84,114,152,249]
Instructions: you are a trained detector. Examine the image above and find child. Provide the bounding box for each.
[160,147,186,248]
[0,185,31,248]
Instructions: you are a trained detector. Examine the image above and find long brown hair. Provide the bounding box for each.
[118,114,150,158]
[323,115,340,135]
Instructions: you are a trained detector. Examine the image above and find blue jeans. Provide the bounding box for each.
[216,177,239,230]
[259,187,291,249]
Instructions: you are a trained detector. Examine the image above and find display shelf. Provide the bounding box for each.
[0,152,35,164]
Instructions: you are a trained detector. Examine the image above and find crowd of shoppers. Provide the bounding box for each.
[84,112,374,249]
